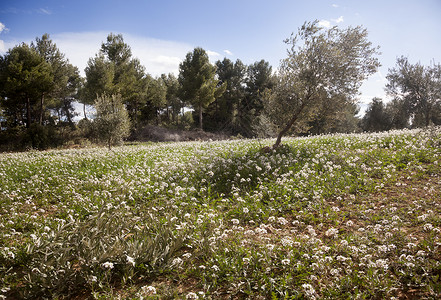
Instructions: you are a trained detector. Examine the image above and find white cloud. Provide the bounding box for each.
[0,22,9,34]
[318,20,331,28]
[0,39,16,54]
[153,55,182,68]
[37,8,52,15]
[332,4,339,8]
[319,16,344,29]
[224,49,233,56]
[52,31,193,77]
[52,32,104,75]
[333,16,344,23]
[0,21,8,54]
[126,35,192,76]
[206,50,220,57]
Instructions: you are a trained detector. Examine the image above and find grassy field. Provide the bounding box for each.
[1,127,440,299]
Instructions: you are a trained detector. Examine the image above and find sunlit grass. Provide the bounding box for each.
[1,127,440,299]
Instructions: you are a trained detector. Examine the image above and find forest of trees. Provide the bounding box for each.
[1,24,440,150]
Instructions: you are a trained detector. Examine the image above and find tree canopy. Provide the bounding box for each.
[266,21,381,148]
[178,47,226,130]
[0,43,53,128]
[386,56,441,127]
[2,24,440,150]
[93,93,131,149]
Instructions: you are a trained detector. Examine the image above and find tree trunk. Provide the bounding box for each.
[26,97,32,128]
[272,101,307,149]
[64,98,75,129]
[39,93,45,125]
[425,103,431,127]
[83,102,88,120]
[199,103,203,130]
[273,114,298,149]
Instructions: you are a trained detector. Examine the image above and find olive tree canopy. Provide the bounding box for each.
[267,21,381,148]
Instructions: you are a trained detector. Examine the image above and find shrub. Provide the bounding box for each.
[93,93,131,149]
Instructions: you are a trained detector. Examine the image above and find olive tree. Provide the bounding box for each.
[386,56,441,127]
[267,21,381,148]
[94,93,131,149]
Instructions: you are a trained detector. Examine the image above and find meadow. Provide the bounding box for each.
[0,127,440,299]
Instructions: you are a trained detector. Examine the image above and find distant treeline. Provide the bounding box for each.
[0,30,440,151]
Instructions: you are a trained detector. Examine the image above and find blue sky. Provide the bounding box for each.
[1,0,441,108]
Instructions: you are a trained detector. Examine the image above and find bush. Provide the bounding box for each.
[0,126,26,151]
[93,94,131,149]
[14,205,191,299]
[23,124,65,150]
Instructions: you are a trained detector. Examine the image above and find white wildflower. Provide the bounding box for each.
[391,215,401,222]
[375,259,389,271]
[330,268,339,276]
[302,283,317,299]
[255,227,267,234]
[126,255,135,266]
[171,257,183,267]
[102,261,114,269]
[281,258,290,266]
[186,292,199,299]
[325,227,338,238]
[277,217,288,225]
[417,214,428,221]
[141,285,157,295]
[281,237,293,247]
[423,223,433,231]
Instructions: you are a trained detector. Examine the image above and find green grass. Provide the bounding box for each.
[1,127,440,299]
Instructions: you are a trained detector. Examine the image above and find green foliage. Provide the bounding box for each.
[93,93,131,149]
[267,20,381,148]
[0,43,53,128]
[82,33,151,127]
[386,56,441,127]
[22,123,62,150]
[162,73,184,126]
[3,26,441,151]
[362,97,391,132]
[31,34,81,126]
[239,60,275,137]
[83,53,115,107]
[9,204,191,299]
[204,58,246,133]
[0,128,441,298]
[0,34,82,150]
[178,47,226,130]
